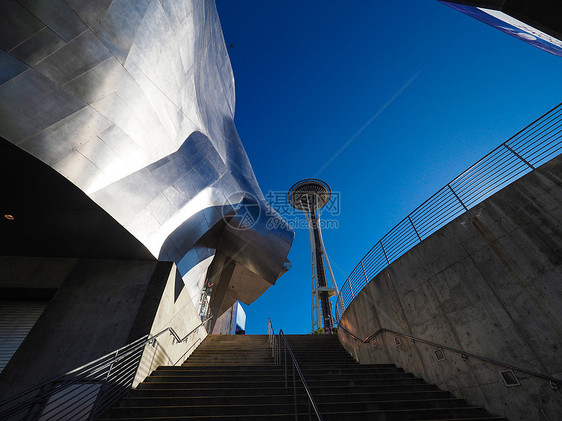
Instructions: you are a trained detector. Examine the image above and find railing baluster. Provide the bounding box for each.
[284,344,288,387]
[408,216,422,242]
[447,183,468,211]
[359,262,368,289]
[380,241,390,265]
[504,143,535,169]
[105,350,118,381]
[293,362,297,421]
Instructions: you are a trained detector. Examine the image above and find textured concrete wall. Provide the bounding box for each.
[132,262,207,388]
[0,258,205,399]
[338,154,562,420]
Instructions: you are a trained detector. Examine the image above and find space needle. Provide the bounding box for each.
[288,179,342,334]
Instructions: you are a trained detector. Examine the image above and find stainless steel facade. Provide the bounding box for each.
[0,0,293,313]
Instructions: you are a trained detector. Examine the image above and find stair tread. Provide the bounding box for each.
[120,395,459,403]
[109,400,470,409]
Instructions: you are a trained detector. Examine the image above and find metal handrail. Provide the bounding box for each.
[337,324,562,386]
[0,316,212,421]
[155,318,211,345]
[335,102,562,321]
[268,318,323,421]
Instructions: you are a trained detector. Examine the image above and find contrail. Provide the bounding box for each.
[315,71,422,177]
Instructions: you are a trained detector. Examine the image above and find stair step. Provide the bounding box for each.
[301,366,406,375]
[162,365,282,372]
[184,358,274,361]
[180,361,274,367]
[163,365,405,375]
[103,399,479,418]
[118,391,457,407]
[135,384,442,394]
[319,407,493,420]
[144,373,423,383]
[185,357,274,360]
[193,349,272,351]
[140,377,428,389]
[156,366,404,375]
[149,371,415,382]
[100,409,502,421]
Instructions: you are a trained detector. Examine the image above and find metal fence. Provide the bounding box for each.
[0,336,148,421]
[0,318,211,421]
[335,102,562,321]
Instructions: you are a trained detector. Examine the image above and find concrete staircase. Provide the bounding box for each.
[98,334,506,420]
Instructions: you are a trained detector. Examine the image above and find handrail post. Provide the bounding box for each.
[284,342,288,387]
[408,216,422,242]
[504,143,535,169]
[447,183,468,211]
[105,350,118,381]
[293,362,297,421]
[278,336,281,366]
[360,261,368,288]
[335,300,340,323]
[380,241,390,265]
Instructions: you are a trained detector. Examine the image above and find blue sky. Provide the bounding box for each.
[215,1,562,334]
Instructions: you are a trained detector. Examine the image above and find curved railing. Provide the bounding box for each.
[335,102,562,321]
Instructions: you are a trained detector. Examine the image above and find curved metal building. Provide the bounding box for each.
[0,0,293,395]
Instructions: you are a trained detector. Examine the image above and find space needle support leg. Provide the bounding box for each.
[310,199,334,332]
[316,208,344,320]
[305,210,319,333]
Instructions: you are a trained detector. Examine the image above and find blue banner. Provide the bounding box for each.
[440,2,562,57]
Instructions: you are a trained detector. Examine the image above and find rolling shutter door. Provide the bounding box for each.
[0,300,49,373]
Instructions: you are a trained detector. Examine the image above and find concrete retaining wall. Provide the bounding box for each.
[338,154,562,420]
